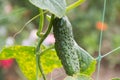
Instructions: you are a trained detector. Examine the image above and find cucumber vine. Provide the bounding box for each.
[0,0,120,80]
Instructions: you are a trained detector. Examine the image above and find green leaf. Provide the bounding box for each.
[0,46,61,80]
[16,47,36,80]
[77,46,97,76]
[81,59,96,76]
[0,46,35,60]
[29,0,66,18]
[64,74,93,80]
[0,46,36,80]
[41,48,62,74]
[112,78,120,80]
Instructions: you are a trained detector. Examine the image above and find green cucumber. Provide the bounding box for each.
[53,17,80,75]
[53,16,94,75]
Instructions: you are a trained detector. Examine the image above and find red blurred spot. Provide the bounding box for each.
[0,59,14,69]
[96,21,107,31]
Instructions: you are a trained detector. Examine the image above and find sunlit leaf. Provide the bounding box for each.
[0,46,36,80]
[41,48,62,74]
[0,46,61,80]
[29,0,66,18]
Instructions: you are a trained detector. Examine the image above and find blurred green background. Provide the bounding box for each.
[0,0,120,80]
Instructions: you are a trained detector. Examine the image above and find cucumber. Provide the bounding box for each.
[53,17,80,75]
[53,16,93,75]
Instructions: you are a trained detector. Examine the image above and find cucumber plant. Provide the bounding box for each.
[0,0,120,80]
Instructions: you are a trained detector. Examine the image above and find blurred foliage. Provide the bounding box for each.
[0,68,3,80]
[0,0,39,50]
[112,78,120,80]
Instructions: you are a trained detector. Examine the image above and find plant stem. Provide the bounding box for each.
[39,45,54,56]
[37,45,54,80]
[36,14,55,80]
[36,10,45,80]
[37,9,44,37]
[36,14,55,53]
[36,55,39,80]
[66,0,85,12]
[37,56,46,80]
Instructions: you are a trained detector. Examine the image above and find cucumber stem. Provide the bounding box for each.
[37,9,44,37]
[36,14,54,80]
[36,14,55,53]
[38,56,46,80]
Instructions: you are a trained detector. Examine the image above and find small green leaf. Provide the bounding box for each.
[64,74,93,80]
[0,46,61,80]
[29,0,66,18]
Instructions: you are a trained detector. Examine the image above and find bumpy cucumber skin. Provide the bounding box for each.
[53,17,80,75]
